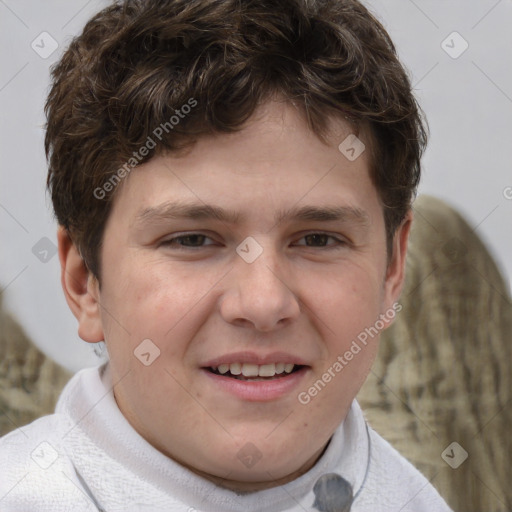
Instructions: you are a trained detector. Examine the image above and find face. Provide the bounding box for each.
[65,100,410,491]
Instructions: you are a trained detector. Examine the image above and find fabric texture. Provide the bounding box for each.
[0,363,452,512]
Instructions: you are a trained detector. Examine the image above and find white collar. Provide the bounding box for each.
[57,363,371,512]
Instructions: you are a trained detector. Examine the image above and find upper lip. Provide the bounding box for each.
[201,351,310,368]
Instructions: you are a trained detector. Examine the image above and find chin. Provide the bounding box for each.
[204,451,318,493]
[221,440,317,484]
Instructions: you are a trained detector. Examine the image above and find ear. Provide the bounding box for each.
[381,210,413,326]
[57,227,104,343]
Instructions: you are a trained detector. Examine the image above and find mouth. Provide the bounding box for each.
[201,355,310,401]
[207,362,305,381]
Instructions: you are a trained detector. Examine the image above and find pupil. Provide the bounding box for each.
[306,234,327,246]
[183,235,204,246]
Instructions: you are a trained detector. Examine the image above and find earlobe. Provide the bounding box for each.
[57,227,104,343]
[381,210,413,326]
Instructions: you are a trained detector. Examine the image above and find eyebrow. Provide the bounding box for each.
[134,201,370,228]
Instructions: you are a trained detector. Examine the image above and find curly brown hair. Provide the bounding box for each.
[45,0,427,279]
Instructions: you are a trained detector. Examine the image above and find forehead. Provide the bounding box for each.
[157,100,367,172]
[109,100,379,228]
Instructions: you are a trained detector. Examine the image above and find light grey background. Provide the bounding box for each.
[1,0,511,373]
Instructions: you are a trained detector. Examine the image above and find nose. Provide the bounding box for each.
[219,244,301,332]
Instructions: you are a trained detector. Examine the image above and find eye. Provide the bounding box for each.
[294,233,346,248]
[160,233,217,249]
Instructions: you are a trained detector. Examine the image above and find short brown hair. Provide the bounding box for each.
[45,0,427,279]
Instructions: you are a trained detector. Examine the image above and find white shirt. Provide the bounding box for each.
[0,363,452,511]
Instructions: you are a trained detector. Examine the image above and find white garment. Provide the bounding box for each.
[0,363,452,512]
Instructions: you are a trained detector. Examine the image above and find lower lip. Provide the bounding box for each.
[201,367,309,401]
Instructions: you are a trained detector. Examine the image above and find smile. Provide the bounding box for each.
[203,364,309,401]
[209,362,302,380]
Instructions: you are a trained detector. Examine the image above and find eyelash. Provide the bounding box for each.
[159,232,347,250]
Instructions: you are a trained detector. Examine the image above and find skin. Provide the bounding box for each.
[59,99,411,492]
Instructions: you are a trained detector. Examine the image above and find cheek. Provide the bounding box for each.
[103,258,202,325]
[308,265,384,404]
[311,262,384,336]
[100,259,225,372]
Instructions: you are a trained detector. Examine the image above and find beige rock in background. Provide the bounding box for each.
[358,195,512,511]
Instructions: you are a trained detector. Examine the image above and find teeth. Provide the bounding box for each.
[275,363,285,374]
[284,363,294,373]
[218,364,230,374]
[258,364,276,377]
[241,363,259,377]
[211,362,298,377]
[229,362,242,375]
